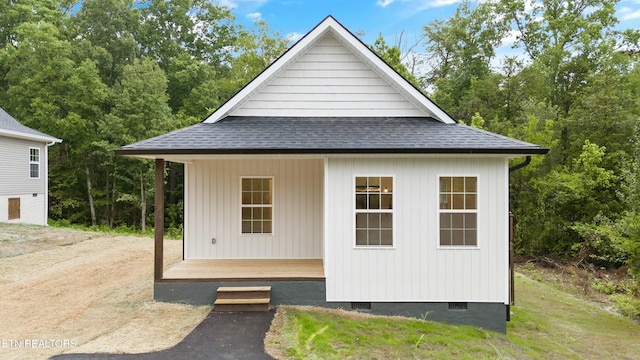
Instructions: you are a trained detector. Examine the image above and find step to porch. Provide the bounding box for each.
[214,286,271,312]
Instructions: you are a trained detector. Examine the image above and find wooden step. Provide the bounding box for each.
[214,286,271,312]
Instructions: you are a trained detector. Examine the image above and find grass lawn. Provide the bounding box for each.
[265,273,640,359]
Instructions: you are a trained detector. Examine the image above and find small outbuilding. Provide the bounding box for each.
[0,107,61,225]
[116,16,547,332]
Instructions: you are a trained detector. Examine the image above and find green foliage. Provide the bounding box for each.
[370,34,420,88]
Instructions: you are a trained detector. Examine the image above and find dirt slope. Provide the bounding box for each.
[0,224,210,360]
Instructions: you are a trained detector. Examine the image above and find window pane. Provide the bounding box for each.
[465,213,477,229]
[440,194,451,209]
[263,207,272,221]
[263,221,272,234]
[453,177,465,192]
[355,177,367,192]
[466,177,477,192]
[242,179,251,191]
[253,221,263,233]
[452,194,465,209]
[253,178,263,191]
[465,230,477,246]
[252,207,262,219]
[381,177,393,193]
[242,192,251,204]
[355,194,367,209]
[368,213,380,228]
[381,230,393,245]
[440,229,451,246]
[262,191,272,205]
[242,221,252,233]
[381,194,392,209]
[263,178,272,192]
[440,213,451,228]
[452,230,464,245]
[242,207,251,220]
[369,194,380,209]
[451,213,464,228]
[465,194,476,210]
[356,213,367,229]
[356,230,368,245]
[440,177,451,192]
[380,213,392,228]
[368,177,380,192]
[252,191,262,204]
[369,229,381,245]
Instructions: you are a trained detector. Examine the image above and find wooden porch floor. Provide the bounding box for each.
[162,259,325,281]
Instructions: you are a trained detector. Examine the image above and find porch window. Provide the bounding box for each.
[29,148,40,179]
[355,176,393,247]
[439,176,477,247]
[241,177,273,234]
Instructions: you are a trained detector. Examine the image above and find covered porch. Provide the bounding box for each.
[161,258,325,282]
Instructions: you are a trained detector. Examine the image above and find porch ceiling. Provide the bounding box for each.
[162,259,325,282]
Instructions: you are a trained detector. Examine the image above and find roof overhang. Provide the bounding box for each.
[0,129,62,144]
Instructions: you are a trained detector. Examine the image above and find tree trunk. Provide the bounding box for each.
[85,165,97,226]
[140,168,146,233]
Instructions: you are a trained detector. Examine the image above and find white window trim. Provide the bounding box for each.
[437,174,480,250]
[353,175,396,249]
[29,147,40,179]
[239,176,274,236]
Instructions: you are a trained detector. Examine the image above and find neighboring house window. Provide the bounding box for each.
[241,177,273,234]
[29,148,40,179]
[8,198,20,220]
[355,176,393,247]
[439,176,477,247]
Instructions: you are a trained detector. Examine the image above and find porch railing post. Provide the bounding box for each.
[155,158,165,281]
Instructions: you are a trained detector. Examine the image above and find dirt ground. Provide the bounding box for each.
[0,223,211,360]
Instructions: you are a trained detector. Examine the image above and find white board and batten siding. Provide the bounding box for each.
[184,158,324,259]
[324,157,509,304]
[229,34,426,118]
[0,136,48,225]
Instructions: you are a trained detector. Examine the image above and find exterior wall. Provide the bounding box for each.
[230,33,426,118]
[184,158,324,259]
[0,136,48,225]
[324,157,509,304]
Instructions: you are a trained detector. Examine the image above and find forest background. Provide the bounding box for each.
[1,0,639,281]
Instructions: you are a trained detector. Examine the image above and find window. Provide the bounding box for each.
[8,198,20,220]
[29,148,40,179]
[439,176,477,247]
[241,177,273,234]
[355,176,393,247]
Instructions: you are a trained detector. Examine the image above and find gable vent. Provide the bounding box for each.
[351,302,372,310]
[448,302,468,310]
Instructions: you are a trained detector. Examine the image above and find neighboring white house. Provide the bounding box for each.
[0,107,61,225]
[116,16,547,332]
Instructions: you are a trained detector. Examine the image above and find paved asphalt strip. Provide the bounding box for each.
[51,310,276,360]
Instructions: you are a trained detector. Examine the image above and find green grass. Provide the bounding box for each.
[266,274,640,359]
[48,219,183,239]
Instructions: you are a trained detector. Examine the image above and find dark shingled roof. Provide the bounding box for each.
[0,107,60,142]
[115,117,548,155]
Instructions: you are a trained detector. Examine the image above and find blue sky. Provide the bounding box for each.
[221,0,640,60]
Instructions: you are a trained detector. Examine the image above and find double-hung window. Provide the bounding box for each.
[439,176,477,247]
[241,177,273,234]
[29,148,40,179]
[355,176,393,247]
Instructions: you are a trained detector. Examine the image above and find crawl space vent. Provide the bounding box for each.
[351,302,372,310]
[448,302,468,310]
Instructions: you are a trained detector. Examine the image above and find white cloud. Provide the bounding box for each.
[422,0,461,8]
[619,6,640,20]
[247,12,262,20]
[287,32,304,42]
[377,0,396,7]
[218,0,238,9]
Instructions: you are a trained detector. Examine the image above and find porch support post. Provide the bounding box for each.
[154,158,165,281]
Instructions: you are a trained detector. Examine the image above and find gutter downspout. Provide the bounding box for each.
[506,155,532,319]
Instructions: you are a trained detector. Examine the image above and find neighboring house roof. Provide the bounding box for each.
[0,107,62,143]
[116,116,547,156]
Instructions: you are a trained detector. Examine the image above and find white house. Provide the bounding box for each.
[116,16,547,332]
[0,107,61,225]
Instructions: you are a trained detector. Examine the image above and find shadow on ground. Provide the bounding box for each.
[51,310,275,360]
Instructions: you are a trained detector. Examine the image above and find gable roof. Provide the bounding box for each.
[116,116,548,157]
[0,107,62,143]
[204,16,455,124]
